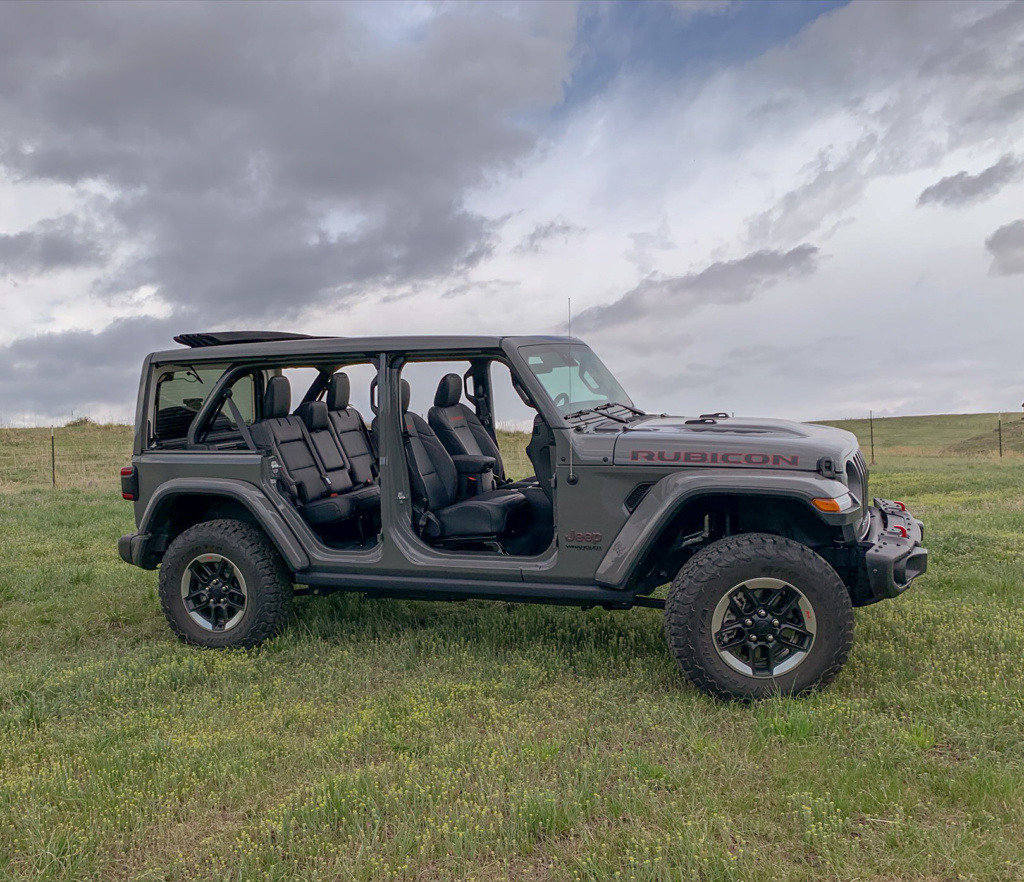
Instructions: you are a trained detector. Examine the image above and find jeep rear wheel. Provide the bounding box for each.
[158,519,292,649]
[664,533,854,700]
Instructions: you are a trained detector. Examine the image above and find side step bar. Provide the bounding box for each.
[296,571,665,610]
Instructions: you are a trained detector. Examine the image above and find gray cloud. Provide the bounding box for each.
[624,222,675,275]
[574,244,819,332]
[747,139,876,246]
[733,3,1024,262]
[640,339,842,404]
[442,278,517,300]
[0,1,576,414]
[669,0,737,22]
[917,154,1023,208]
[514,219,585,255]
[0,1,575,324]
[628,334,999,421]
[0,216,105,277]
[0,316,176,422]
[985,219,1024,276]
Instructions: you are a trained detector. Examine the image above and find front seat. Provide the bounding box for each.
[428,374,508,478]
[401,380,526,541]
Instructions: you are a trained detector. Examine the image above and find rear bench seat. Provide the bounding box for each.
[325,372,378,487]
[296,400,380,522]
[250,376,379,528]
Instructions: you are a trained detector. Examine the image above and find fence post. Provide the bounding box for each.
[999,414,1003,458]
[51,427,56,488]
[869,410,876,465]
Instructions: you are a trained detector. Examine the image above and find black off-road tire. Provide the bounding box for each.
[158,519,292,649]
[664,533,854,700]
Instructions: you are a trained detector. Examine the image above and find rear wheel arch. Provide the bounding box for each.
[140,490,306,572]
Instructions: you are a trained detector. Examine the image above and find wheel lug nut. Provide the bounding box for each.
[772,619,780,627]
[744,619,753,628]
[757,609,767,618]
[766,635,775,643]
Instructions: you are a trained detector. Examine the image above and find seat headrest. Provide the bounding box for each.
[401,379,411,413]
[434,373,463,408]
[327,372,350,411]
[263,376,291,419]
[297,400,329,432]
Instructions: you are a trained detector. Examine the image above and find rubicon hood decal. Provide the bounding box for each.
[612,416,858,470]
[631,450,799,466]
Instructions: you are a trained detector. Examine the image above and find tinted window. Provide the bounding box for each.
[209,374,257,433]
[153,367,225,445]
[519,343,632,415]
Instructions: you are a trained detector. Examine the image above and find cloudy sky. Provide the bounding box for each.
[1,0,1023,425]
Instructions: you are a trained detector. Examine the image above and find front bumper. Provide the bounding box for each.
[862,498,927,599]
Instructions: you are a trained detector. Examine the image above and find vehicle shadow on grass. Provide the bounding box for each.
[283,591,681,686]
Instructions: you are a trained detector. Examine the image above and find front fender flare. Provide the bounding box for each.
[137,478,310,572]
[595,469,854,588]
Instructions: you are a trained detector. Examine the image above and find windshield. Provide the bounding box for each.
[519,342,634,417]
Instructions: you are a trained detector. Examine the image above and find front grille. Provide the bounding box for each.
[846,452,870,530]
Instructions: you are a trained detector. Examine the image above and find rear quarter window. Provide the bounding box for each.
[152,367,225,446]
[207,374,257,435]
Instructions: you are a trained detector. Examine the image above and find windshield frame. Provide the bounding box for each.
[514,341,635,422]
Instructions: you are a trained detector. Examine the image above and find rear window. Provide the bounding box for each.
[153,366,225,445]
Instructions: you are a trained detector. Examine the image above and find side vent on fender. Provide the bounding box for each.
[624,482,656,513]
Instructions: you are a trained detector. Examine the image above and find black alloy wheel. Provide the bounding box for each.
[180,552,248,633]
[710,577,816,678]
[158,519,292,649]
[664,533,855,700]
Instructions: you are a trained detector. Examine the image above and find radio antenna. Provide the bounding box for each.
[567,298,576,484]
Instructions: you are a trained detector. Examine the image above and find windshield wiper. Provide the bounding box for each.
[566,408,630,424]
[600,401,646,417]
[565,402,647,425]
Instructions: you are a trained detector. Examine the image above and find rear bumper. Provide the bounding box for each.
[862,498,927,599]
[118,532,156,570]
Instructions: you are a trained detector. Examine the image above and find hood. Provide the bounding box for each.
[610,416,859,472]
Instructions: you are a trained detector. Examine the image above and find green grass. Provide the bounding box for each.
[1,416,1023,880]
[817,411,1022,457]
[0,422,133,492]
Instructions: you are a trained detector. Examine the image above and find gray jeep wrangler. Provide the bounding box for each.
[118,332,927,699]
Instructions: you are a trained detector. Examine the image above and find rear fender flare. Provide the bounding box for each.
[137,478,309,572]
[596,470,853,588]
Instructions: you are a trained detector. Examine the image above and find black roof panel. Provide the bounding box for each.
[149,334,578,364]
[173,331,328,348]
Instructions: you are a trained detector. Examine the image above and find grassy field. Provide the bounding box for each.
[816,412,1024,457]
[1,416,1022,880]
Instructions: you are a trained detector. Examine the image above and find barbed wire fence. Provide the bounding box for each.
[1,412,1020,493]
[822,411,1023,464]
[0,421,133,492]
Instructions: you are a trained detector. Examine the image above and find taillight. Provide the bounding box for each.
[121,466,138,501]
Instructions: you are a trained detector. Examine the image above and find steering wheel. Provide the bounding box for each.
[553,392,571,411]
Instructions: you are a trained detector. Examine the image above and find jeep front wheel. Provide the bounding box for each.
[664,533,854,700]
[158,519,292,649]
